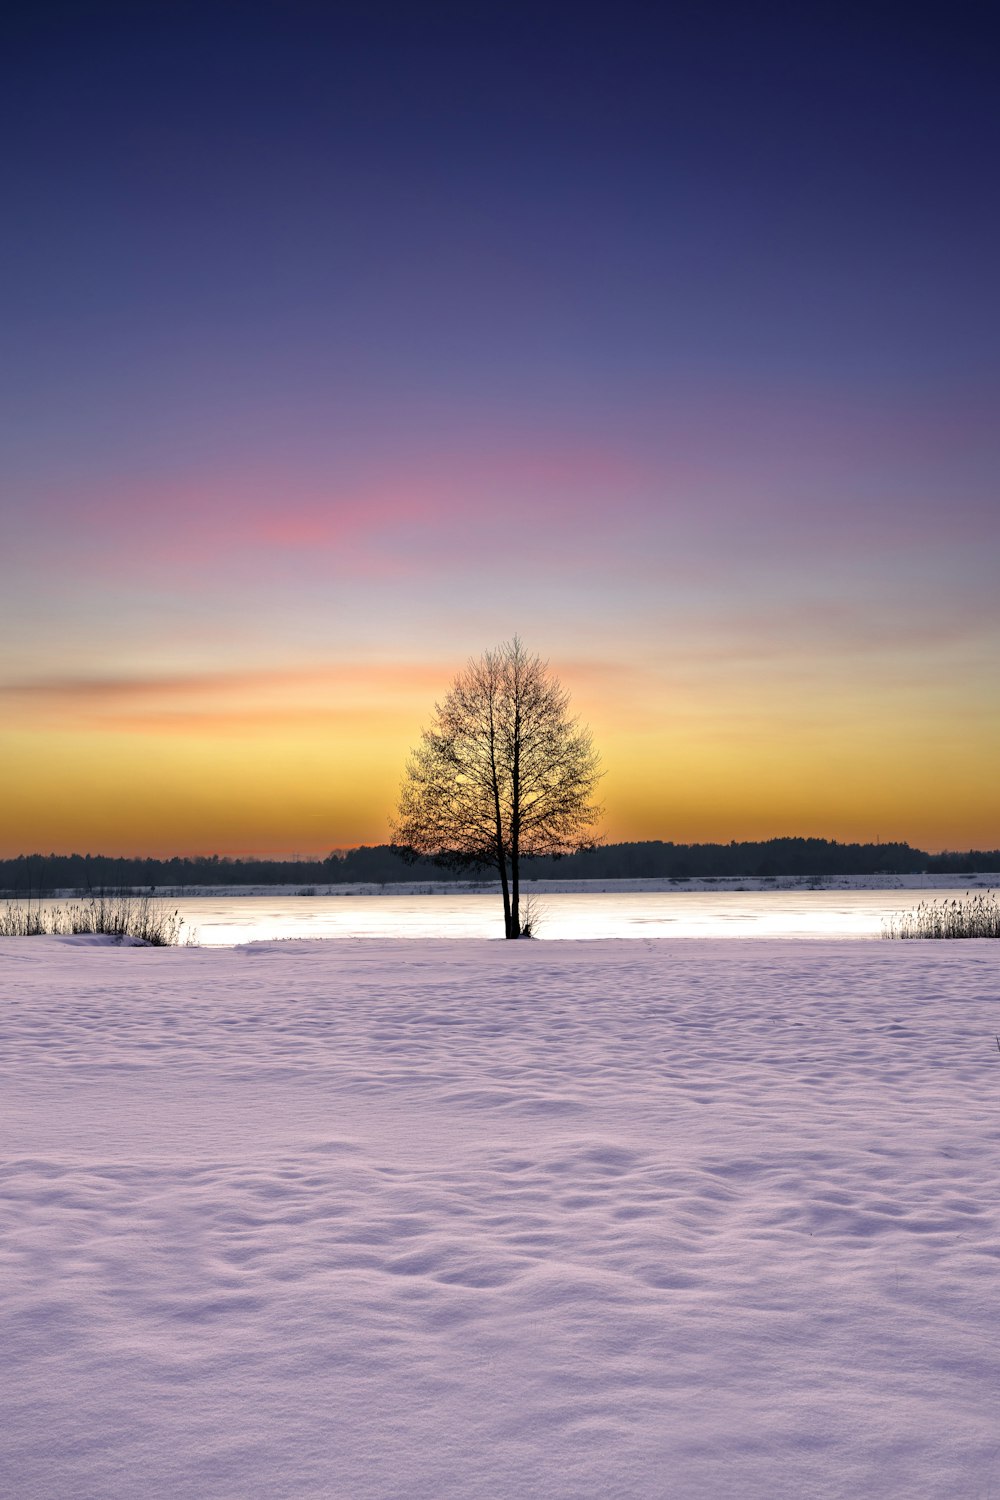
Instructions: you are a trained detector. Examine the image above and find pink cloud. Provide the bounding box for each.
[7,386,995,601]
[7,438,652,590]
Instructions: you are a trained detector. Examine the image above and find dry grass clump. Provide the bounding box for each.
[0,894,185,945]
[883,890,1000,940]
[517,891,547,938]
[0,904,50,937]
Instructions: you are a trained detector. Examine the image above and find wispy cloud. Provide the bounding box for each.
[0,660,453,734]
[7,440,648,582]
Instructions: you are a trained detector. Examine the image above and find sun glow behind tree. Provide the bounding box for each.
[392,640,602,936]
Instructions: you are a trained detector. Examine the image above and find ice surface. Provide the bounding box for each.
[30,881,998,945]
[2,936,999,1498]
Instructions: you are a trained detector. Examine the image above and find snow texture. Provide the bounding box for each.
[2,935,999,1498]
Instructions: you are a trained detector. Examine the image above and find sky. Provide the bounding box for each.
[1,1,997,857]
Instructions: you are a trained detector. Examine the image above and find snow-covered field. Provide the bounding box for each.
[2,935,999,1498]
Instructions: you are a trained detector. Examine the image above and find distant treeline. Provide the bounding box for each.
[2,839,998,894]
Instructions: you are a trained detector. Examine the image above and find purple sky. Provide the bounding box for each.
[1,3,997,854]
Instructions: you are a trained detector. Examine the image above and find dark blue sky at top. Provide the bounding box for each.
[2,1,998,487]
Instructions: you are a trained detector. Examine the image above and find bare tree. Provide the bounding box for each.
[391,638,602,937]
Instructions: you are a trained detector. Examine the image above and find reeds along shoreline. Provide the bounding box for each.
[0,894,184,945]
[883,891,1000,940]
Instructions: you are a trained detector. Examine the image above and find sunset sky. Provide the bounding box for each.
[2,3,997,857]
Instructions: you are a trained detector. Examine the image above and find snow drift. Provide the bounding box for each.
[1,936,998,1498]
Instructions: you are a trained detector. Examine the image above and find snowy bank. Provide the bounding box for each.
[2,937,1000,1498]
[42,870,1000,898]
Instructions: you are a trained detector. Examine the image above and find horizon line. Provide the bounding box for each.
[3,836,999,864]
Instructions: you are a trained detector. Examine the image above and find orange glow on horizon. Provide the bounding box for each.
[1,651,997,858]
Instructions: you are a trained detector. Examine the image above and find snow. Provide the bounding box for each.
[2,935,999,1497]
[42,870,1000,898]
[24,881,1000,945]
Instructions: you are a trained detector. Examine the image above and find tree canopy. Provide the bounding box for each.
[391,638,603,936]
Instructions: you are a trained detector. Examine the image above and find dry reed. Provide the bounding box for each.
[0,894,185,945]
[882,890,1000,940]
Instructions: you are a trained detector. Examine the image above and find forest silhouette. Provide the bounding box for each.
[2,839,997,896]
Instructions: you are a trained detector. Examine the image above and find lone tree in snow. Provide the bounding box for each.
[391,637,603,938]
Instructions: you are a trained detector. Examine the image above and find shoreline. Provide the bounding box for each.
[17,871,1000,900]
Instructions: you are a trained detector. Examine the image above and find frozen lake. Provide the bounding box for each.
[85,884,984,944]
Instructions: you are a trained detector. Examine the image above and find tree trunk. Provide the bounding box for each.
[497,850,513,937]
[510,832,519,937]
[510,681,521,936]
[485,683,514,937]
[511,780,520,936]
